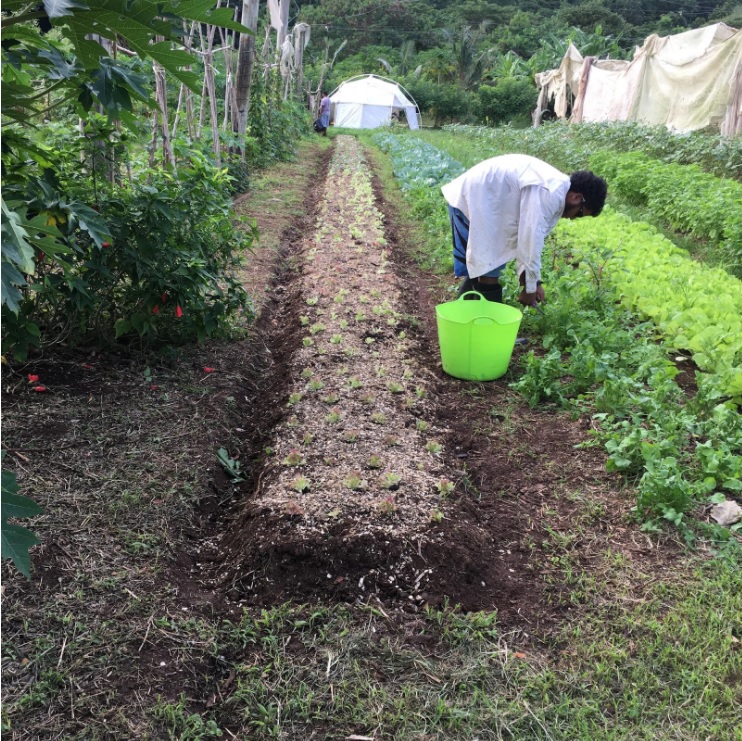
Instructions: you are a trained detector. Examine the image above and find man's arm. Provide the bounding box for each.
[515,186,549,302]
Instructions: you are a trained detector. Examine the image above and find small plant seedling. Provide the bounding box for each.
[302,338,314,347]
[217,448,245,483]
[306,296,319,306]
[344,474,366,490]
[361,394,375,406]
[426,441,443,455]
[385,435,401,447]
[286,415,299,428]
[416,420,429,432]
[282,449,305,466]
[367,454,382,469]
[339,319,349,329]
[387,382,404,394]
[300,315,310,326]
[370,412,386,425]
[264,446,274,456]
[376,366,388,378]
[302,432,314,445]
[308,379,325,391]
[291,476,311,493]
[288,392,303,406]
[321,393,340,404]
[415,386,426,399]
[378,496,397,515]
[365,337,375,345]
[325,409,341,424]
[430,508,444,523]
[398,330,407,339]
[330,334,343,345]
[436,478,455,496]
[310,323,325,335]
[403,369,414,380]
[301,368,313,379]
[348,377,363,389]
[341,430,359,443]
[380,472,402,489]
[355,311,366,321]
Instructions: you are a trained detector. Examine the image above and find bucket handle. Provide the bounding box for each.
[458,290,486,301]
[456,291,518,326]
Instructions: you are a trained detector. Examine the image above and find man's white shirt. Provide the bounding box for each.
[441,154,570,293]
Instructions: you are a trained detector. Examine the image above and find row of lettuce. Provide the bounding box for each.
[372,130,741,538]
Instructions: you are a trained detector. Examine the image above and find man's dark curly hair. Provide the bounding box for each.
[570,170,608,216]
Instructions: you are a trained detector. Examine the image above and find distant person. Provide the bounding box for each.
[441,154,607,306]
[317,90,331,136]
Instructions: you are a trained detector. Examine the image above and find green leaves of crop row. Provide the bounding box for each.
[588,150,742,276]
[558,209,742,400]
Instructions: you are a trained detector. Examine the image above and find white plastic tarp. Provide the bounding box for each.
[534,23,742,137]
[330,75,421,130]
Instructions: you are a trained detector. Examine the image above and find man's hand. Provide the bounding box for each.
[517,284,546,307]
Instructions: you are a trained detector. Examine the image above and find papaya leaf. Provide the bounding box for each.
[1,468,42,579]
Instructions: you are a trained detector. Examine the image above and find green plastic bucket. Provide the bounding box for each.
[436,291,522,381]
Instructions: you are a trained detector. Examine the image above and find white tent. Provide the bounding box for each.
[533,23,742,137]
[329,75,421,130]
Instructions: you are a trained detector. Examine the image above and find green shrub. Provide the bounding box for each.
[1,157,255,357]
[475,78,538,125]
